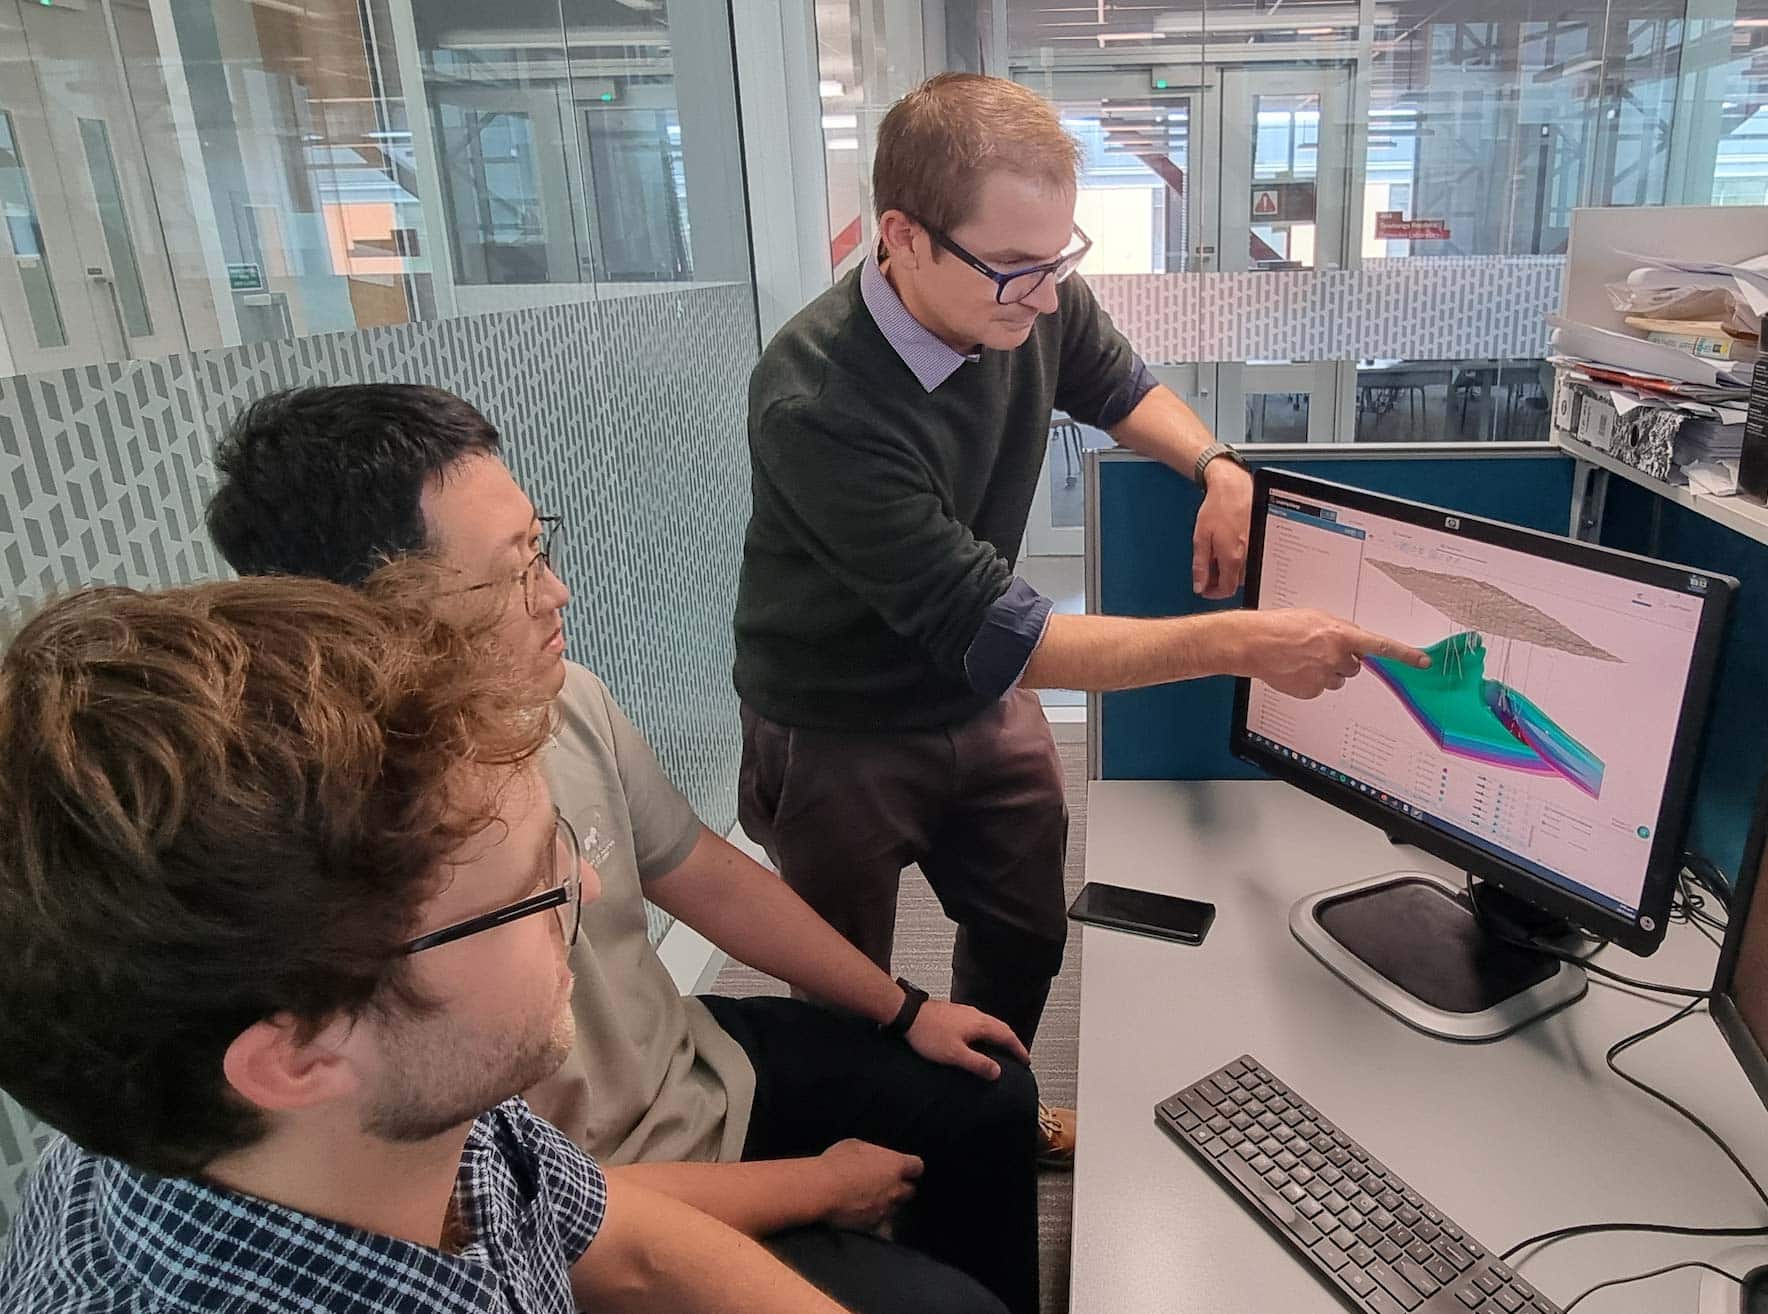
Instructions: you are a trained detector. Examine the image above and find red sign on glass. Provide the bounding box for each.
[1374,210,1451,241]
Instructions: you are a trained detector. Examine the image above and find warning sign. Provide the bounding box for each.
[1248,182,1316,222]
[1374,210,1451,241]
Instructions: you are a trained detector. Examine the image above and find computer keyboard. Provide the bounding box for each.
[1156,1056,1562,1314]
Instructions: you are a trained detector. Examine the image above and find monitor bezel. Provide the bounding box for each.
[1232,468,1735,956]
[1712,773,1768,1112]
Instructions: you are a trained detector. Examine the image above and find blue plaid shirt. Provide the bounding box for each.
[0,1097,606,1313]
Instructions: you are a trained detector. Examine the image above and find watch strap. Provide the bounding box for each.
[881,977,930,1040]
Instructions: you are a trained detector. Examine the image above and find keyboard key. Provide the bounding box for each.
[1274,1150,1300,1171]
[1456,1286,1486,1309]
[1297,1197,1325,1219]
[1375,1239,1403,1264]
[1229,1111,1254,1130]
[1378,1188,1404,1210]
[1343,1268,1378,1298]
[1280,1184,1306,1204]
[1438,1241,1477,1271]
[1182,1089,1218,1118]
[1319,1165,1345,1186]
[1326,1146,1352,1166]
[1493,1289,1524,1313]
[1396,1204,1423,1227]
[1288,1215,1324,1247]
[1425,1256,1458,1285]
[1303,1150,1329,1171]
[1395,1257,1441,1296]
[1348,1243,1377,1267]
[1357,1223,1383,1248]
[1322,1191,1349,1214]
[1369,1260,1426,1310]
[1391,1227,1417,1249]
[1226,1058,1251,1077]
[1340,1208,1367,1231]
[1292,1165,1317,1186]
[1369,1208,1397,1231]
[1221,1128,1247,1149]
[1248,1154,1275,1174]
[1314,1239,1350,1272]
[1207,1115,1231,1134]
[1367,1292,1412,1314]
[1406,1240,1437,1265]
[1475,1271,1504,1296]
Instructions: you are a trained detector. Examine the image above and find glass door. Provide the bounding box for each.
[1024,73,1211,556]
[1214,63,1358,444]
[3,0,187,366]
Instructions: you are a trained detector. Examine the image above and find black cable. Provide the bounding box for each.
[1503,1001,1768,1268]
[1560,1259,1744,1312]
[1500,1219,1768,1264]
[1463,876,1713,998]
[1605,999,1768,1213]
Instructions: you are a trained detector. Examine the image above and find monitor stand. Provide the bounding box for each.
[1290,870,1588,1042]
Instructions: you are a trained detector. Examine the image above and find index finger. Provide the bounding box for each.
[1350,628,1430,669]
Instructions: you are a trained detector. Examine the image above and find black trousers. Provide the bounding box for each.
[702,994,1040,1314]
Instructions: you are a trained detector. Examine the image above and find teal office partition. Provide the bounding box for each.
[1088,446,1579,784]
[1598,479,1768,889]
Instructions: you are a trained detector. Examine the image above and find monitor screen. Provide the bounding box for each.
[1716,783,1768,1110]
[1235,470,1732,951]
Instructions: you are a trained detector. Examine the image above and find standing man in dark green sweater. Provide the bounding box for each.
[734,74,1426,1162]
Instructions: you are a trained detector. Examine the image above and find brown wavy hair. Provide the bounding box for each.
[0,563,549,1176]
[873,73,1079,236]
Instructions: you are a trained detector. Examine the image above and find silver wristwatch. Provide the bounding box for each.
[1193,441,1248,488]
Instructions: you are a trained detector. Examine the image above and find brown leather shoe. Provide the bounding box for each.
[1037,1101,1076,1171]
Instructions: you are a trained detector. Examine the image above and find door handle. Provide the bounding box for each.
[86,265,134,362]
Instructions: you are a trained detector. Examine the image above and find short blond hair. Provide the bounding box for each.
[873,73,1079,234]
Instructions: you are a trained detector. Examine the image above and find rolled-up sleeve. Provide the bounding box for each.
[962,576,1055,698]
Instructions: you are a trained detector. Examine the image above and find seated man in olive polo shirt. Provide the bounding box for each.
[204,383,1043,1314]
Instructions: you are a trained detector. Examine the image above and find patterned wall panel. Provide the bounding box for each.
[1088,256,1565,363]
[0,285,758,1234]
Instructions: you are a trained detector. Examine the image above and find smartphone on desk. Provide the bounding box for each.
[1067,882,1216,946]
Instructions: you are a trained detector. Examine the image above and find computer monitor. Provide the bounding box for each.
[1233,469,1735,1041]
[1714,775,1768,1111]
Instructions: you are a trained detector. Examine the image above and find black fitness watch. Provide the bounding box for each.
[881,977,930,1040]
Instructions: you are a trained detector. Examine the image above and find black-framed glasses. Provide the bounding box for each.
[460,515,564,618]
[917,220,1093,305]
[402,808,588,955]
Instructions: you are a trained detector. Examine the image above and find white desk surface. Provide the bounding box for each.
[1071,779,1768,1314]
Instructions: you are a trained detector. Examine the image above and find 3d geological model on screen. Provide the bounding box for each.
[1361,560,1615,799]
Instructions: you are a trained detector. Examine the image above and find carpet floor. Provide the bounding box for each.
[713,741,1088,1314]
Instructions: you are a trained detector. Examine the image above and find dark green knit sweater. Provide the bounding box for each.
[734,267,1143,731]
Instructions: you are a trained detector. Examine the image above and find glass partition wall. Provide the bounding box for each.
[0,0,751,377]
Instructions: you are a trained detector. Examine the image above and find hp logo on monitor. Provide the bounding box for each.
[1689,575,1708,592]
[1444,516,1461,530]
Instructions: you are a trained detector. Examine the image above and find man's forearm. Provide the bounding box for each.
[1020,610,1247,692]
[573,1175,849,1314]
[604,1158,831,1239]
[1108,383,1217,474]
[646,831,903,1024]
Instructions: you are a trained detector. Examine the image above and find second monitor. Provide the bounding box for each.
[1233,469,1734,1040]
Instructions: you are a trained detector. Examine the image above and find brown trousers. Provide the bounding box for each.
[738,688,1069,1046]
